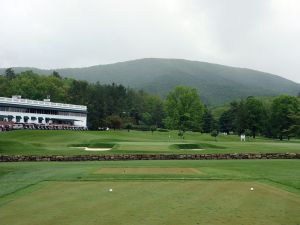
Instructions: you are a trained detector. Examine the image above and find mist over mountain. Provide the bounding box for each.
[1,58,299,105]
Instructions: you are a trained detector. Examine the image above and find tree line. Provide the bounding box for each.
[217,95,300,140]
[1,68,300,139]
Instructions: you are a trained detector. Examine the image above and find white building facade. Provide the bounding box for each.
[0,96,87,129]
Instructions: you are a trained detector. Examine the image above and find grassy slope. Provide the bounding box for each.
[0,130,300,155]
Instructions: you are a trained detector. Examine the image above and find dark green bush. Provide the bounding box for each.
[157,128,169,132]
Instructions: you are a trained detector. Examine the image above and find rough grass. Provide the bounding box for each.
[0,181,299,225]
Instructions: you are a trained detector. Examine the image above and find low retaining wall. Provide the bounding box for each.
[0,153,299,162]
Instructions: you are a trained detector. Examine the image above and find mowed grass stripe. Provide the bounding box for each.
[0,181,299,225]
[94,167,202,174]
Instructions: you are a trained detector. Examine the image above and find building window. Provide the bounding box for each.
[16,116,22,123]
[24,116,29,123]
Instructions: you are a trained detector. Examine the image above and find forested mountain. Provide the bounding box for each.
[1,58,299,105]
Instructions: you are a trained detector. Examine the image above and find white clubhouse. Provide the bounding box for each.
[0,95,87,130]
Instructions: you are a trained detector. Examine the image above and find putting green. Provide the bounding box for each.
[0,181,299,225]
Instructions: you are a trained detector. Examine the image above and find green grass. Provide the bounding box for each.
[0,160,299,197]
[0,130,300,155]
[0,160,299,225]
[1,181,299,225]
[1,130,299,224]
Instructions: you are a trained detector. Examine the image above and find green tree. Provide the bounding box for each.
[219,110,234,135]
[226,101,240,133]
[0,75,9,96]
[235,100,248,134]
[106,115,122,130]
[211,130,219,141]
[283,113,300,138]
[244,97,266,138]
[142,95,164,127]
[271,95,300,140]
[124,123,133,132]
[52,71,61,79]
[5,68,16,80]
[219,97,266,138]
[202,108,216,133]
[141,112,152,126]
[150,125,157,134]
[244,129,252,139]
[7,70,68,102]
[165,86,204,134]
[68,80,89,105]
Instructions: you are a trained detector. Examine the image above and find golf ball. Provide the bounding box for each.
[250,187,254,191]
[109,188,113,192]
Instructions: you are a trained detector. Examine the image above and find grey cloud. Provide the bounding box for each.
[0,0,299,82]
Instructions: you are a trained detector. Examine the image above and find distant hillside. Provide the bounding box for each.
[1,58,299,105]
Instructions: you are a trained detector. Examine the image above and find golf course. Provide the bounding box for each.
[0,130,299,225]
[2,0,300,223]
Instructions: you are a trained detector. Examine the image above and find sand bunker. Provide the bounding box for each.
[70,147,112,151]
[84,147,112,151]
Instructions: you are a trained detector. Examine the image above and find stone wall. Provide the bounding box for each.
[0,153,299,162]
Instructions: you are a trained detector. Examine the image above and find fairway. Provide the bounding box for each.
[0,181,299,225]
[1,130,300,155]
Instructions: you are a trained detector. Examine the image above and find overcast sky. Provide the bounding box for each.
[0,0,299,83]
